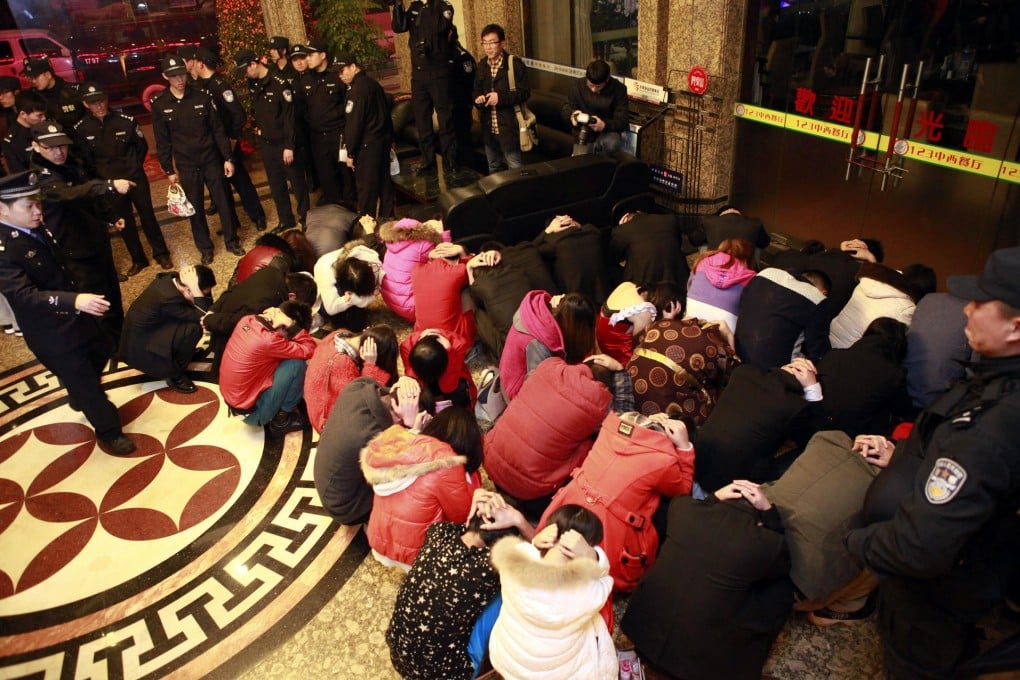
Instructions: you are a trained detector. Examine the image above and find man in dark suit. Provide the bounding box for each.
[0,171,135,454]
[695,205,771,252]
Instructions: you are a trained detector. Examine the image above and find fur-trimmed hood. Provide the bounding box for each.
[360,425,466,491]
[378,218,445,244]
[490,536,607,589]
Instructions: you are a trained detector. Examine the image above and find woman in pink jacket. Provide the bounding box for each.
[498,291,596,401]
[361,407,483,569]
[685,238,757,332]
[379,217,449,321]
[540,411,696,592]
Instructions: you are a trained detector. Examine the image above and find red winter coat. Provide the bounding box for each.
[411,256,476,341]
[304,330,392,434]
[400,329,478,407]
[540,412,695,592]
[484,358,611,500]
[360,425,480,566]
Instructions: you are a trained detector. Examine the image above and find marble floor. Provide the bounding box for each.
[1,133,1015,680]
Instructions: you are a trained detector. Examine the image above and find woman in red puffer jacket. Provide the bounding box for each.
[484,357,613,518]
[361,408,483,569]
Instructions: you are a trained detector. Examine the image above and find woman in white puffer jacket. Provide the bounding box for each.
[488,505,617,680]
[829,263,935,349]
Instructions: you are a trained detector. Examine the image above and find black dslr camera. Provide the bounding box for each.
[576,112,595,145]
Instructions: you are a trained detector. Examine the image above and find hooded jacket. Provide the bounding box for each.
[379,219,449,321]
[484,358,611,500]
[488,537,617,680]
[829,264,916,349]
[499,290,565,401]
[685,252,756,331]
[360,425,478,567]
[540,412,696,592]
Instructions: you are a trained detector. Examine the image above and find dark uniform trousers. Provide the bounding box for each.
[355,138,394,220]
[180,164,239,254]
[228,140,266,224]
[0,225,122,440]
[262,140,309,226]
[310,129,343,206]
[42,331,121,439]
[412,74,457,167]
[112,169,170,264]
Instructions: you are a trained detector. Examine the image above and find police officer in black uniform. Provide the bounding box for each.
[448,25,476,169]
[336,52,394,220]
[0,170,135,454]
[151,56,242,264]
[21,57,85,133]
[192,47,267,232]
[2,91,47,174]
[30,120,133,344]
[268,36,298,83]
[846,246,1020,680]
[74,83,173,274]
[392,0,460,176]
[0,76,20,173]
[235,49,309,230]
[293,40,354,207]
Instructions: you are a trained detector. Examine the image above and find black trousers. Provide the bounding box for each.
[354,138,394,220]
[309,129,343,205]
[114,170,170,264]
[39,330,121,440]
[262,139,309,226]
[228,140,266,223]
[411,74,457,166]
[66,247,125,346]
[179,163,239,253]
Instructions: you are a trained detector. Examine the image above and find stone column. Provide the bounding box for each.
[261,0,307,46]
[635,0,748,206]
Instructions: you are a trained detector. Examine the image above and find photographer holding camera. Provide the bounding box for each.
[563,59,630,157]
[392,0,460,177]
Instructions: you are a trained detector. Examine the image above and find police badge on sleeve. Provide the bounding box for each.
[925,457,967,504]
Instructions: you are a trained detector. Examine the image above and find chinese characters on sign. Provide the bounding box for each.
[792,86,999,153]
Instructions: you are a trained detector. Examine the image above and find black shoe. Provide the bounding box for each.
[156,255,173,269]
[271,223,296,234]
[228,244,246,256]
[101,434,137,455]
[255,217,268,232]
[125,262,148,277]
[444,163,460,176]
[117,272,128,282]
[206,204,217,215]
[200,252,214,266]
[267,408,309,438]
[414,163,438,176]
[165,374,197,394]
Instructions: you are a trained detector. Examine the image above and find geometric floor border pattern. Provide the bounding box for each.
[0,359,368,679]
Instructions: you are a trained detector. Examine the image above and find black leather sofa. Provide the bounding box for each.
[436,153,657,249]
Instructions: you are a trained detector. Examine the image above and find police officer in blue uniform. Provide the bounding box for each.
[151,56,242,264]
[235,49,309,230]
[0,170,135,454]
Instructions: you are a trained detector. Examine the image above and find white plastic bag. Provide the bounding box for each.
[166,183,195,217]
[389,147,400,176]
